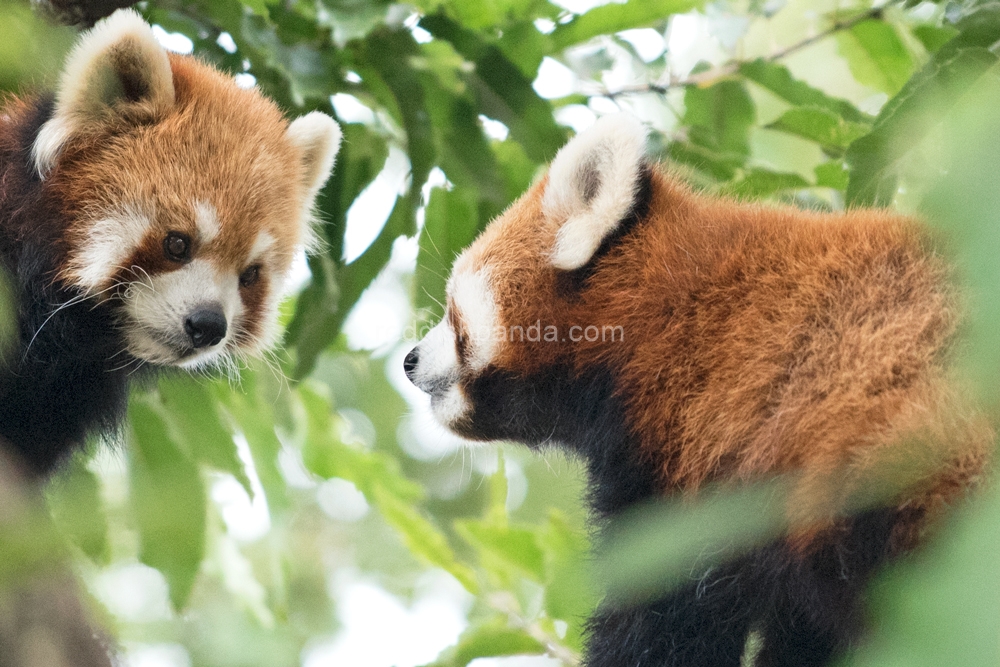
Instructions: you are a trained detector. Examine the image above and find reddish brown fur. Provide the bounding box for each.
[461,169,991,545]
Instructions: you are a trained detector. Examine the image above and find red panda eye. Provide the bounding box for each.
[239,265,261,288]
[164,232,190,262]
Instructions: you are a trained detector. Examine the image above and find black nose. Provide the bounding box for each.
[184,306,227,349]
[403,347,419,383]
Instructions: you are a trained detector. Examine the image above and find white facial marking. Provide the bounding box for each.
[250,231,276,261]
[449,267,498,372]
[543,113,648,270]
[434,384,471,426]
[124,258,242,365]
[416,319,460,384]
[68,205,153,292]
[194,201,221,243]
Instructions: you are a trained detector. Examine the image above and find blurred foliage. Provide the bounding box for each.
[2,0,1000,665]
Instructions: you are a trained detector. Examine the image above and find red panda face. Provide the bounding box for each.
[405,114,650,442]
[32,11,340,368]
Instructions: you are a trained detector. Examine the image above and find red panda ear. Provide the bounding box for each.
[542,113,648,270]
[33,9,175,178]
[286,111,342,244]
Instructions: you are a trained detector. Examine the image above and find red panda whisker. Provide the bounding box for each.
[22,285,117,360]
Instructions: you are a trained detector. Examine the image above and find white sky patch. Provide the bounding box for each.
[216,31,237,54]
[285,249,311,293]
[234,73,256,89]
[533,57,577,99]
[343,146,411,264]
[588,95,620,115]
[317,477,370,522]
[345,70,363,83]
[551,0,622,13]
[332,93,377,125]
[151,24,193,54]
[93,562,173,623]
[479,115,510,141]
[302,571,471,667]
[534,18,556,34]
[278,443,318,489]
[412,25,433,43]
[618,28,666,62]
[343,236,418,353]
[342,271,411,351]
[210,434,271,542]
[666,12,729,79]
[555,104,596,132]
[123,643,191,667]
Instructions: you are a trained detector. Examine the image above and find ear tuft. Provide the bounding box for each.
[287,111,342,200]
[543,113,648,270]
[287,112,342,249]
[33,9,174,178]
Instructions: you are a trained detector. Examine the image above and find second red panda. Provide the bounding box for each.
[404,113,990,667]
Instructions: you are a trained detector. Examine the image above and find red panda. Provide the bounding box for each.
[404,113,991,666]
[0,10,341,475]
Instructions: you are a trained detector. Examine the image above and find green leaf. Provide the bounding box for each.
[918,74,1000,404]
[766,107,872,153]
[551,0,702,49]
[836,19,916,96]
[674,80,755,179]
[375,488,479,593]
[456,519,546,583]
[740,59,873,124]
[298,383,422,502]
[540,511,594,647]
[599,482,789,605]
[815,160,849,191]
[912,24,960,54]
[420,13,567,163]
[285,124,390,379]
[719,168,810,199]
[214,375,289,510]
[845,4,1000,206]
[496,21,552,77]
[850,489,1000,667]
[129,398,207,610]
[46,453,109,566]
[360,28,436,200]
[240,0,268,17]
[416,185,481,320]
[423,619,546,667]
[158,376,251,496]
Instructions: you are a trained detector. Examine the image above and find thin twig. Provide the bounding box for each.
[489,592,581,666]
[603,1,902,98]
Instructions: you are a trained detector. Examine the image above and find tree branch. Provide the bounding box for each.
[602,2,900,99]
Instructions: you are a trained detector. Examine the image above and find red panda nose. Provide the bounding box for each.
[185,306,227,349]
[403,347,419,384]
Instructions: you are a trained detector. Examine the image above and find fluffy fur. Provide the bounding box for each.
[405,113,991,666]
[0,11,341,475]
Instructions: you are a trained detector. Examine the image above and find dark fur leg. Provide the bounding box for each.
[755,608,838,667]
[585,566,755,667]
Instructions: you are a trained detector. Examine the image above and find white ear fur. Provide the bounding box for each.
[287,112,342,249]
[542,113,648,270]
[33,9,175,178]
[287,111,343,202]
